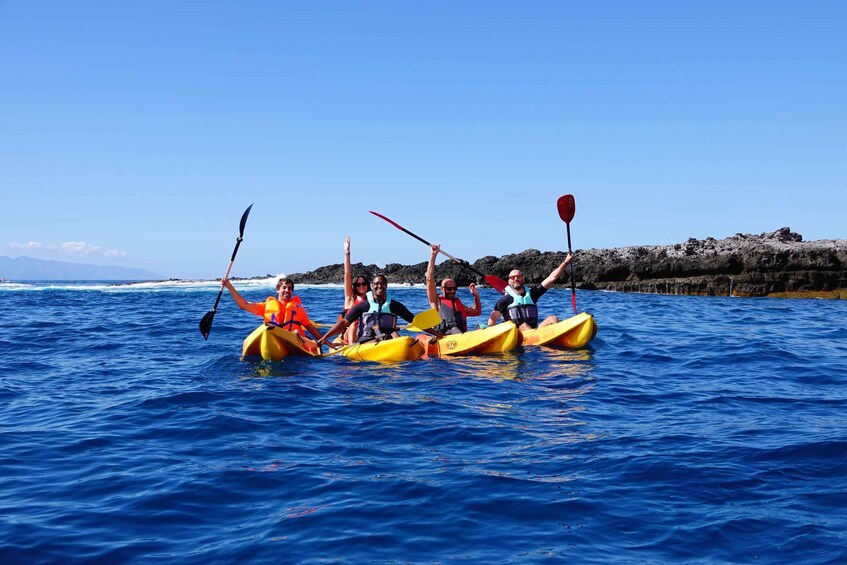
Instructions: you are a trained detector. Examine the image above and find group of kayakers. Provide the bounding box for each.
[222,236,573,348]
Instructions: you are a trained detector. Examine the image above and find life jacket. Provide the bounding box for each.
[358,291,398,342]
[435,296,467,334]
[504,286,538,328]
[263,295,309,334]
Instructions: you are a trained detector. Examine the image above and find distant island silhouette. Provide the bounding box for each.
[0,256,163,281]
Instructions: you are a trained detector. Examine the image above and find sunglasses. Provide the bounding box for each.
[442,286,457,291]
[509,274,523,280]
[355,282,369,287]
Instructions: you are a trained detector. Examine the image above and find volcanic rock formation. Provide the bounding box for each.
[289,228,847,298]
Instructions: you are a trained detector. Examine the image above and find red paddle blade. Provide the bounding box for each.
[369,210,404,231]
[557,194,575,223]
[571,290,578,314]
[485,274,508,294]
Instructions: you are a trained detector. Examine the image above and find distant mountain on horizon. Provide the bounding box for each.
[0,256,164,281]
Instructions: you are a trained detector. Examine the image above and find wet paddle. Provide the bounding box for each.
[556,194,578,314]
[369,210,508,293]
[199,204,253,340]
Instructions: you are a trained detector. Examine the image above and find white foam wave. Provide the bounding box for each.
[0,278,426,292]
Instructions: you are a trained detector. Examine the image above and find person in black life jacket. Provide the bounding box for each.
[318,274,429,346]
[486,253,573,331]
[222,276,324,342]
[426,244,481,334]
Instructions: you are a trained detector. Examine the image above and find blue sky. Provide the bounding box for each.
[2,1,845,279]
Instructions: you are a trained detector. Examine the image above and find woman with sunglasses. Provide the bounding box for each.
[426,244,481,334]
[341,235,370,344]
[486,253,573,331]
[319,274,419,345]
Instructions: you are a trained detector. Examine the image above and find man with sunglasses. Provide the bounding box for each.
[486,253,573,331]
[318,274,418,345]
[426,244,482,334]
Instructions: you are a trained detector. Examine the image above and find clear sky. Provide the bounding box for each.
[2,1,845,279]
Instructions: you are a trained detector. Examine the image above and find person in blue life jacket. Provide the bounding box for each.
[317,274,437,346]
[486,254,573,331]
[223,276,324,342]
[426,244,481,334]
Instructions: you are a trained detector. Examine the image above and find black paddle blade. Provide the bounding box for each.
[239,204,253,237]
[199,309,216,340]
[557,194,575,224]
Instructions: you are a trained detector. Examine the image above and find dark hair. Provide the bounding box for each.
[372,274,388,285]
[276,277,294,290]
[352,275,371,295]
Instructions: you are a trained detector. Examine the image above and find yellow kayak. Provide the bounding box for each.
[338,336,425,362]
[242,324,320,361]
[519,312,598,349]
[422,322,518,357]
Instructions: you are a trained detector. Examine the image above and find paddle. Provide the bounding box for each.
[403,308,442,333]
[369,210,508,293]
[556,194,578,314]
[199,204,254,340]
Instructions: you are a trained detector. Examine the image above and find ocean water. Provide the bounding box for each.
[1,280,845,563]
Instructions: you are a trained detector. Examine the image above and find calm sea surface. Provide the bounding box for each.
[1,280,845,563]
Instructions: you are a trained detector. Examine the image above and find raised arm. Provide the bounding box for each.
[343,235,353,308]
[540,253,574,289]
[223,278,263,316]
[426,244,440,310]
[463,282,482,317]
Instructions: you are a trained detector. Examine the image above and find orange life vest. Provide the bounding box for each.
[261,295,310,334]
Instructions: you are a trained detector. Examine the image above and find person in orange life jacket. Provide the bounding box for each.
[426,244,481,334]
[318,274,428,346]
[340,235,371,345]
[222,276,324,342]
[486,253,573,331]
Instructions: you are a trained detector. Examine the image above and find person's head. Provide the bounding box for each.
[275,277,294,301]
[508,270,525,292]
[352,275,371,297]
[371,274,388,299]
[440,278,458,298]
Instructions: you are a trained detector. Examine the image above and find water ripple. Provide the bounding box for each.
[0,285,845,562]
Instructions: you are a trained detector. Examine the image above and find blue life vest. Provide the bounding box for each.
[359,291,399,341]
[504,286,538,328]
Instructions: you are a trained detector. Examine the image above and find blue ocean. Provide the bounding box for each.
[1,280,845,563]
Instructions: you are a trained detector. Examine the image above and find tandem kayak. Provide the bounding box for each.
[337,336,425,362]
[420,321,519,357]
[242,324,321,360]
[519,312,597,349]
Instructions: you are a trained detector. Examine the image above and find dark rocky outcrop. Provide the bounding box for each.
[288,228,847,298]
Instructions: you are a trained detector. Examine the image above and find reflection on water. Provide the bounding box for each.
[432,352,524,381]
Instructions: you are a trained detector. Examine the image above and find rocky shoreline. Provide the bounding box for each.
[287,228,846,299]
